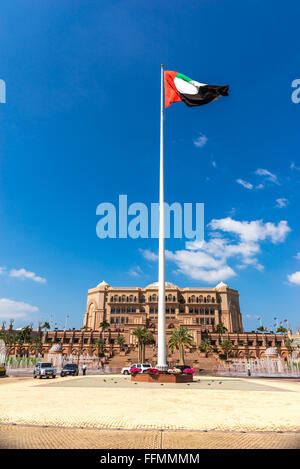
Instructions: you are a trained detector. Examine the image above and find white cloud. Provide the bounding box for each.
[287,271,300,286]
[209,217,290,243]
[193,133,208,148]
[9,268,46,284]
[143,217,291,284]
[139,249,158,261]
[275,198,289,208]
[0,267,6,275]
[290,162,300,171]
[0,298,39,319]
[212,161,217,168]
[128,266,142,277]
[236,179,253,190]
[295,252,300,260]
[255,168,279,184]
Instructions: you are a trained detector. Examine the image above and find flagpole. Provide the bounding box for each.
[157,64,168,371]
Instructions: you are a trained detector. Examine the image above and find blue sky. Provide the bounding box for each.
[0,0,299,332]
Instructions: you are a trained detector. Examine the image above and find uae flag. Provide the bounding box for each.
[164,71,229,108]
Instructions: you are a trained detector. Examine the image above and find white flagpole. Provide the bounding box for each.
[157,64,168,371]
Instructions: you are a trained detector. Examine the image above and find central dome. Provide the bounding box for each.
[146,281,178,289]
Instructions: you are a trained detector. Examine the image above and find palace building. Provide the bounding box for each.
[83,280,244,345]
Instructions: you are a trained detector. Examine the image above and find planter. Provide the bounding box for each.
[131,372,193,383]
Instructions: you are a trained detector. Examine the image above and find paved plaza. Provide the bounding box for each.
[0,374,299,448]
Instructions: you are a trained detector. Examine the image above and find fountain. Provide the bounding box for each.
[218,347,300,377]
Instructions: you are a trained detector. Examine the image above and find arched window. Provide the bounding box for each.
[168,294,172,301]
[204,297,207,303]
[188,297,191,303]
[114,295,118,302]
[152,294,157,301]
[129,295,133,302]
[122,295,126,302]
[110,296,113,302]
[140,307,145,313]
[134,296,137,302]
[207,295,211,303]
[212,297,215,303]
[149,295,152,302]
[191,295,195,303]
[199,295,203,303]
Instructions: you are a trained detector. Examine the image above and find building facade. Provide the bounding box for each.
[83,280,244,344]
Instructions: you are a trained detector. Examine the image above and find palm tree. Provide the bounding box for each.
[219,339,234,359]
[99,319,110,343]
[215,322,228,334]
[131,327,154,363]
[285,338,297,354]
[276,325,288,334]
[41,322,51,331]
[199,339,213,357]
[19,326,32,344]
[29,337,43,357]
[116,335,126,350]
[168,327,194,366]
[94,338,105,357]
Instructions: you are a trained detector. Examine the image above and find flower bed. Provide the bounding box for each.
[131,371,193,383]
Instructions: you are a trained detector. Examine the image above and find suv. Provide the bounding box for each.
[121,363,151,375]
[34,362,56,379]
[60,363,79,377]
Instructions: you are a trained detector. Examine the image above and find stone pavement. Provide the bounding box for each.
[0,374,299,448]
[0,424,299,449]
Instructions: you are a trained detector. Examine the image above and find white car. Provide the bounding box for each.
[121,363,152,375]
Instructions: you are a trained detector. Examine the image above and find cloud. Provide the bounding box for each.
[139,249,158,261]
[275,198,289,208]
[193,133,208,148]
[290,162,300,171]
[9,268,46,284]
[295,252,300,260]
[143,217,291,284]
[236,179,253,190]
[0,267,6,275]
[287,271,300,286]
[128,266,143,277]
[255,168,279,184]
[0,298,39,319]
[212,160,217,168]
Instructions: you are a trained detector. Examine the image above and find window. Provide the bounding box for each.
[111,308,115,313]
[110,318,114,324]
[114,295,118,302]
[191,295,195,303]
[129,295,133,302]
[153,294,157,301]
[122,295,126,302]
[207,295,211,303]
[168,294,172,301]
[199,296,203,303]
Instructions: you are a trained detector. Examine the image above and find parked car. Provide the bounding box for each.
[33,362,56,379]
[121,363,151,375]
[172,365,192,373]
[60,363,79,377]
